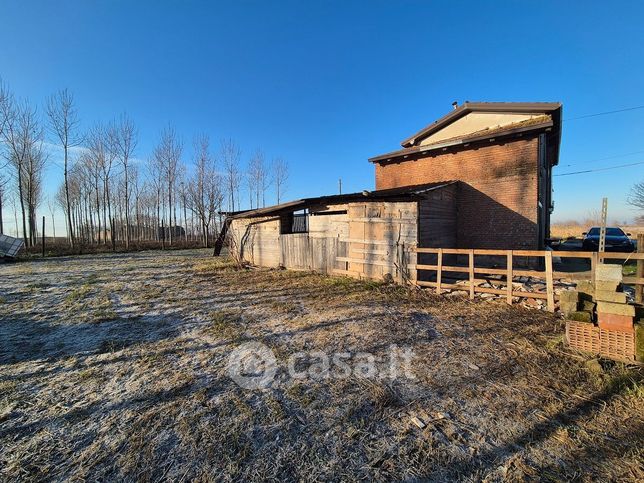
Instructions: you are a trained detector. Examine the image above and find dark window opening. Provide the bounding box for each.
[311,210,347,216]
[281,209,309,234]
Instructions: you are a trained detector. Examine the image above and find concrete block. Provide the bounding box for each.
[594,281,621,292]
[559,290,579,303]
[581,299,596,312]
[636,324,644,363]
[560,302,579,315]
[576,280,594,294]
[596,301,635,316]
[568,310,593,323]
[594,291,627,303]
[595,263,623,283]
[597,312,634,331]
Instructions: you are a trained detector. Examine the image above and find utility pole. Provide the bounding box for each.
[338,178,342,195]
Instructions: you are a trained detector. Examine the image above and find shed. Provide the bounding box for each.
[226,181,457,282]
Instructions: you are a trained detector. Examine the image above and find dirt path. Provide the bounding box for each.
[0,249,642,481]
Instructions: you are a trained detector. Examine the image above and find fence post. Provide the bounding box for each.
[468,249,475,299]
[41,216,45,257]
[591,252,598,283]
[111,218,116,252]
[545,250,555,312]
[436,248,443,295]
[506,250,513,305]
[637,234,643,304]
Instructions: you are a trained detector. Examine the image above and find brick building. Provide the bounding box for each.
[224,101,563,281]
[369,102,562,249]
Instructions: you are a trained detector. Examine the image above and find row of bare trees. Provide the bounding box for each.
[0,81,290,250]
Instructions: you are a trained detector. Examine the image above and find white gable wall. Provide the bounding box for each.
[418,112,544,146]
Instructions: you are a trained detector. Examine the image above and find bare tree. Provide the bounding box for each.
[46,88,81,247]
[148,152,165,241]
[23,136,47,244]
[247,149,268,208]
[101,123,118,243]
[2,99,40,245]
[271,157,289,204]
[47,196,57,238]
[627,180,644,211]
[188,134,222,247]
[113,113,138,249]
[219,138,242,212]
[0,80,10,139]
[153,125,182,245]
[0,81,10,233]
[0,173,7,235]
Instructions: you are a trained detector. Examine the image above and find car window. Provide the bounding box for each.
[586,227,625,236]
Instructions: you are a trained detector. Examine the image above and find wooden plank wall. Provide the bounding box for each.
[337,201,418,282]
[229,217,282,267]
[229,206,349,274]
[230,201,420,282]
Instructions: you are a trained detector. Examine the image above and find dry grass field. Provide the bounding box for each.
[0,249,642,481]
[551,224,644,239]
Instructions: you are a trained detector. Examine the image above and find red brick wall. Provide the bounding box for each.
[374,137,539,249]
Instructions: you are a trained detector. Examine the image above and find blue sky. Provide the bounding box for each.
[1,0,643,235]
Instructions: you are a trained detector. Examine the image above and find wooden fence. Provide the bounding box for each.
[413,247,644,312]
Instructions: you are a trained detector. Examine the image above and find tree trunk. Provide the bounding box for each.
[124,162,130,249]
[16,166,28,246]
[64,146,75,247]
[168,182,173,245]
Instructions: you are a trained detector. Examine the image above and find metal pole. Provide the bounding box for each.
[338,178,342,195]
[598,197,607,262]
[42,216,45,257]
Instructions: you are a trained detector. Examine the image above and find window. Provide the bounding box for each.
[280,210,309,234]
[587,227,625,236]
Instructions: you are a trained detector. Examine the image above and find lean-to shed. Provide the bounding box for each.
[225,182,456,282]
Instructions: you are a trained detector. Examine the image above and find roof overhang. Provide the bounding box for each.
[369,101,563,166]
[228,181,457,219]
[369,118,555,164]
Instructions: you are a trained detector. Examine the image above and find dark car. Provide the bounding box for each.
[582,227,635,252]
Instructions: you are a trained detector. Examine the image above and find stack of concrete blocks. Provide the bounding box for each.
[564,263,643,363]
[559,285,593,322]
[594,264,634,331]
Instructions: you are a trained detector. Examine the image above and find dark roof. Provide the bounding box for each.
[369,115,554,164]
[228,181,456,219]
[370,101,563,165]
